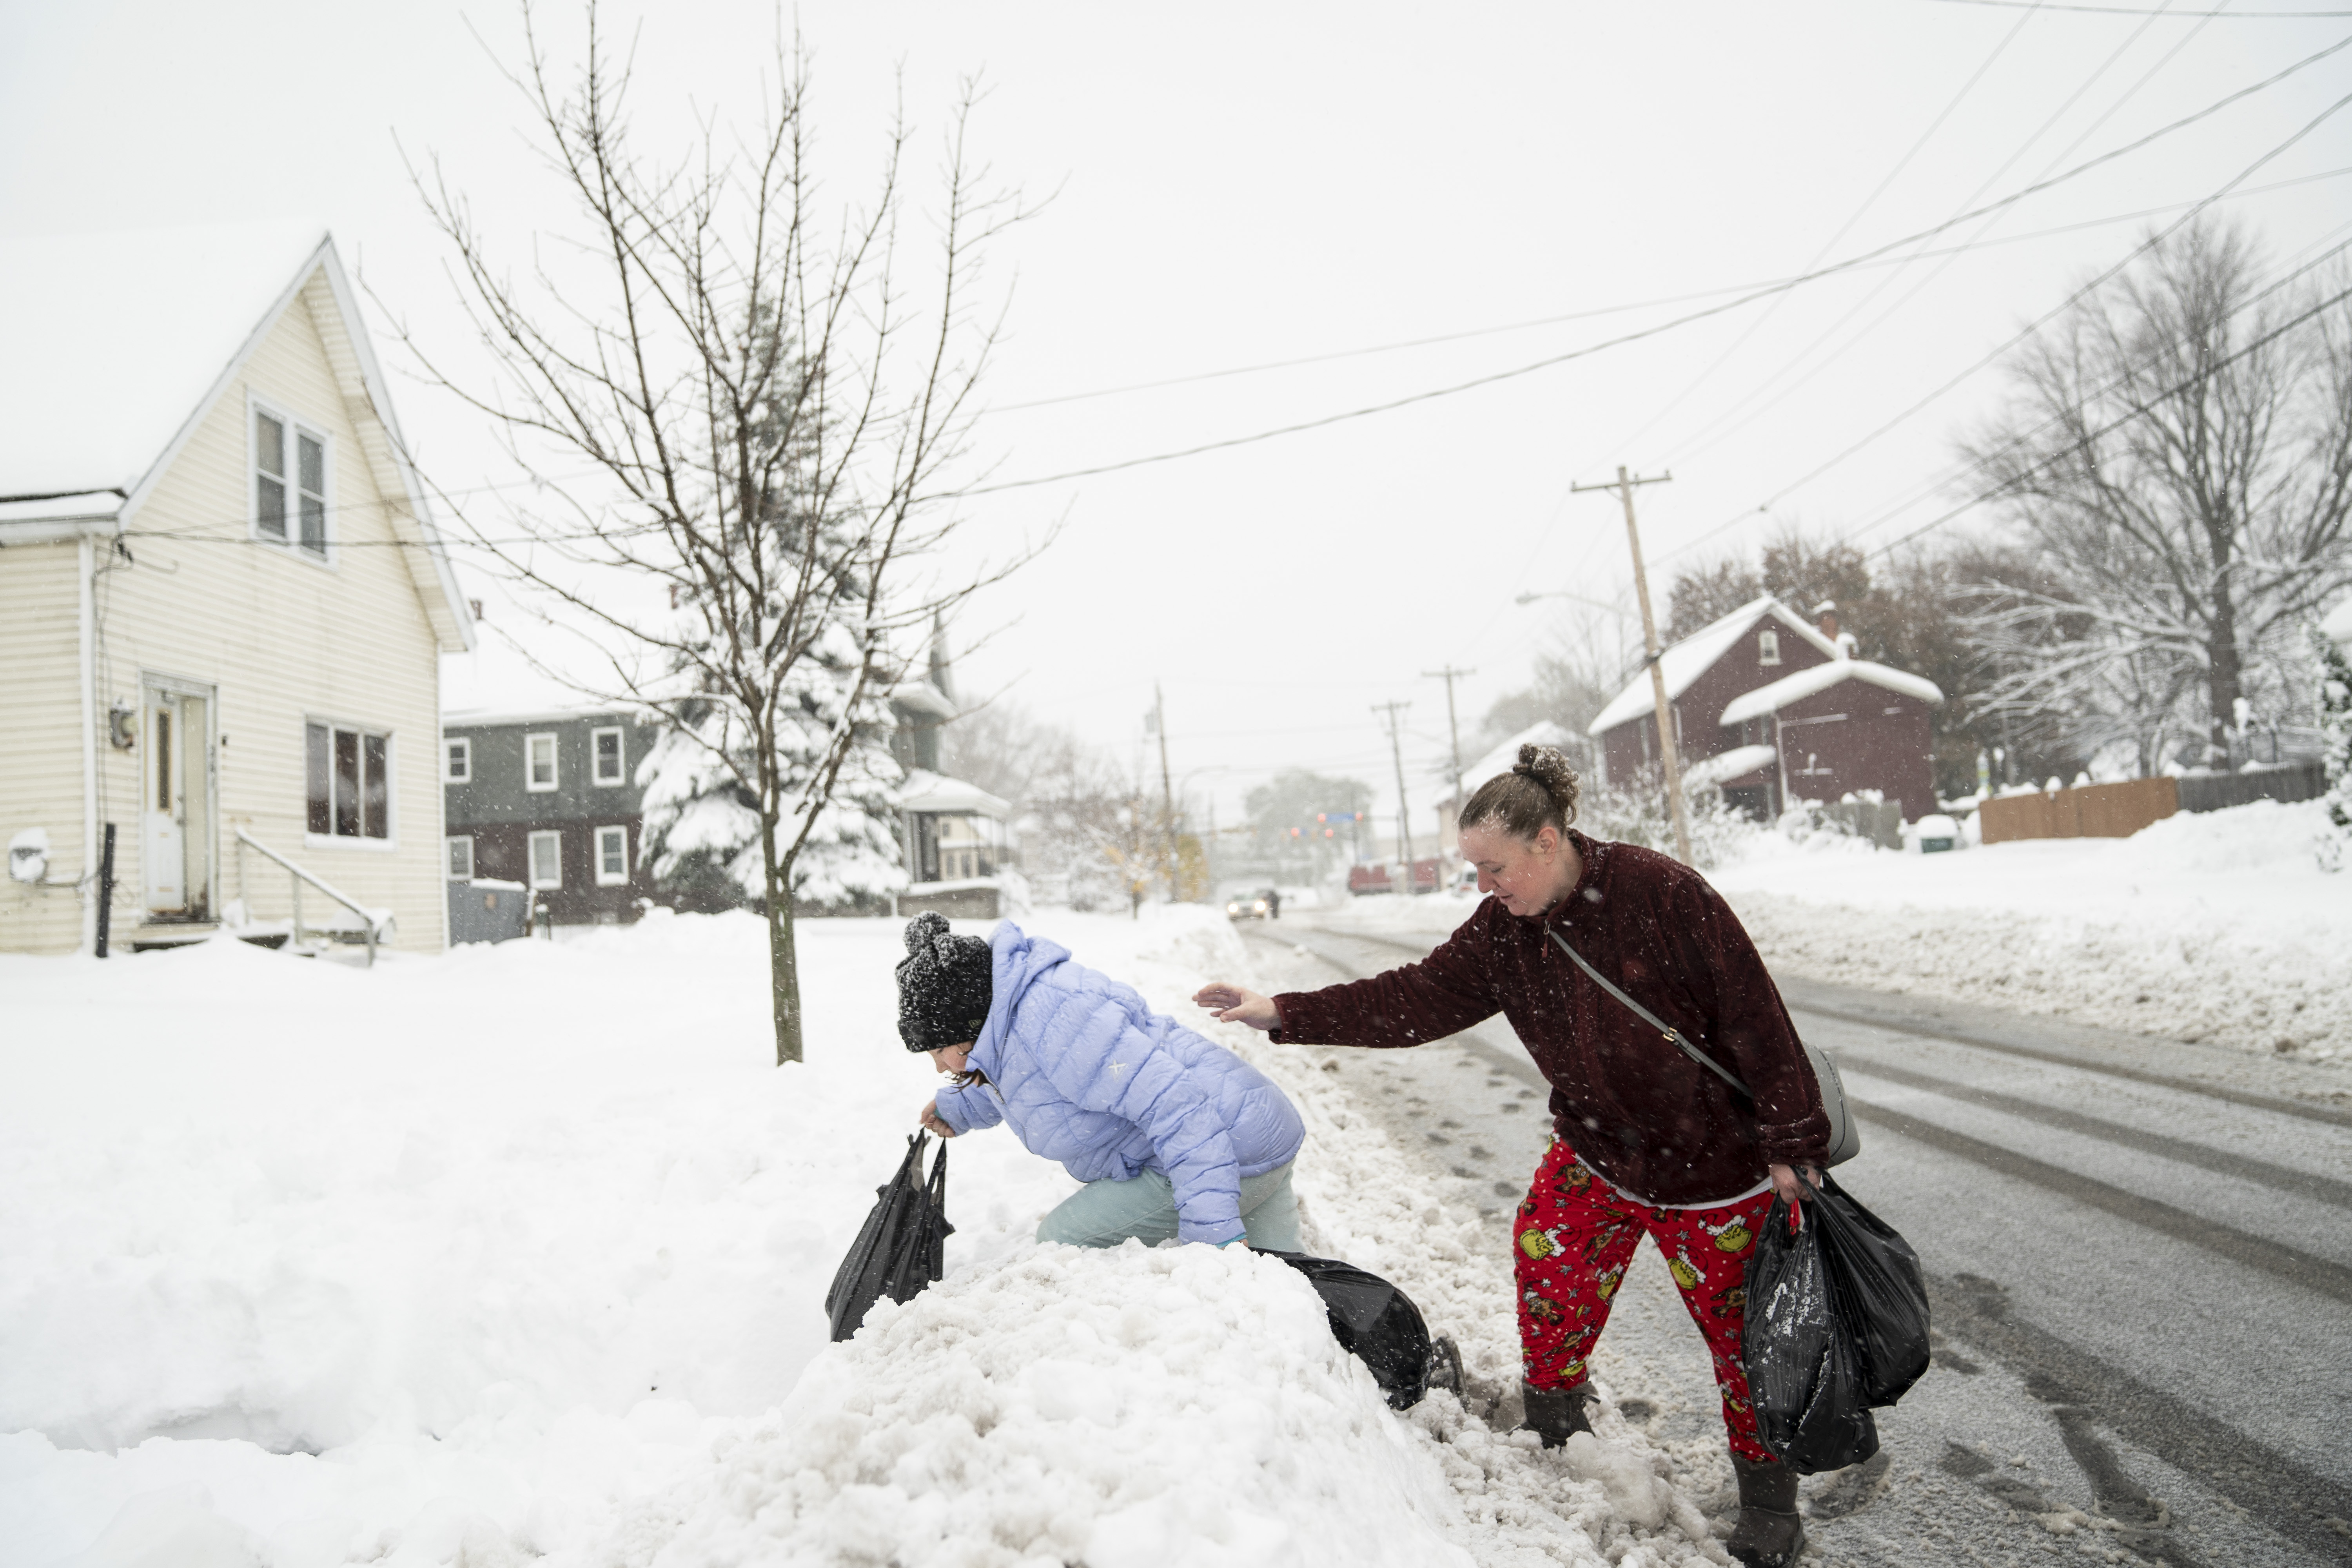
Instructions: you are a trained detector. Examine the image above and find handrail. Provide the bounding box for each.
[233,828,386,966]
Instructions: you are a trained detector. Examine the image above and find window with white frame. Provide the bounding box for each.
[594,825,630,886]
[591,726,625,786]
[254,404,329,557]
[527,830,563,889]
[525,733,558,791]
[444,737,472,784]
[306,721,392,841]
[447,836,474,880]
[1758,628,1782,666]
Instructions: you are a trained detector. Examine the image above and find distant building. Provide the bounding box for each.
[1588,597,1943,820]
[886,634,1013,920]
[441,708,663,928]
[0,225,474,957]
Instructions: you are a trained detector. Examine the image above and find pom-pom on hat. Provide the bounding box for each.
[896,911,993,1052]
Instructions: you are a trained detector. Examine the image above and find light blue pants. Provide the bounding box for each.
[1036,1161,1301,1251]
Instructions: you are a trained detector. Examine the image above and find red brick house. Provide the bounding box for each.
[1588,597,1943,821]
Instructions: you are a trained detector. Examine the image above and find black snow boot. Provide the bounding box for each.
[1726,1454,1804,1567]
[1520,1381,1596,1448]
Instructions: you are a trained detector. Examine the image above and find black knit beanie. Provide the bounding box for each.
[896,912,993,1052]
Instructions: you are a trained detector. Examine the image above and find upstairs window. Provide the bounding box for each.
[255,404,328,558]
[444,737,472,784]
[526,733,559,792]
[1758,628,1782,666]
[591,726,625,786]
[307,722,390,841]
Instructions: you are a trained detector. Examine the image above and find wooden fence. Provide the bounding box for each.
[1978,776,2179,844]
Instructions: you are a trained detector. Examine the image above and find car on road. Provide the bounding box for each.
[1224,888,1279,920]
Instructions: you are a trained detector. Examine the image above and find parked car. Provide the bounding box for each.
[1225,888,1279,920]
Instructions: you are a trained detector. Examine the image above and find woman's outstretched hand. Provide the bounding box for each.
[1193,983,1280,1032]
[919,1099,958,1139]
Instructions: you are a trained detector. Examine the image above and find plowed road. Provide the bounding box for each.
[1243,918,2352,1568]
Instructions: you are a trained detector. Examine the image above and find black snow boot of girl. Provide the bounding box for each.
[1726,1454,1804,1567]
[1519,1381,1595,1447]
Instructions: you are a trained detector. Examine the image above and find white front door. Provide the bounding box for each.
[142,684,214,919]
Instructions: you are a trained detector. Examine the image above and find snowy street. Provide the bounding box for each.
[1288,900,2352,1566]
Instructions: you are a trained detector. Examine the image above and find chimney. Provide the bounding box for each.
[1814,600,1839,643]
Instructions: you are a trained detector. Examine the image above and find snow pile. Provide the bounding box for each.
[1711,798,2352,1062]
[615,1243,1474,1568]
[2,902,1740,1568]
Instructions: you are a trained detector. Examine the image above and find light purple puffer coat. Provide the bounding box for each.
[931,922,1306,1245]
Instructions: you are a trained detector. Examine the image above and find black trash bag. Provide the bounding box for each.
[1265,1251,1436,1410]
[1742,1193,1879,1474]
[824,1133,954,1343]
[1810,1171,1931,1407]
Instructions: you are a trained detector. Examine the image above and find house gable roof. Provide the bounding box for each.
[0,222,475,652]
[1586,597,1840,736]
[1718,660,1945,728]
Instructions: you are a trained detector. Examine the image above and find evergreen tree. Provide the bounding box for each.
[2313,622,2352,871]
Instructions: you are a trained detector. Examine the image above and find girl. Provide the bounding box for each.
[1192,745,1826,1568]
[903,912,1306,1250]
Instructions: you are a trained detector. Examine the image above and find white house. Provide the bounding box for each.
[0,224,475,957]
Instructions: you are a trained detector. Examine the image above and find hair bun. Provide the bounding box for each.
[904,909,951,955]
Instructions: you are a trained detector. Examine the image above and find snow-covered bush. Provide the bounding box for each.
[1577,772,1759,870]
[2313,621,2352,872]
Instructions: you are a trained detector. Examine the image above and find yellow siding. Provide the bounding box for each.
[85,271,452,953]
[0,542,90,955]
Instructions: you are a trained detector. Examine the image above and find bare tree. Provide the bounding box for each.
[1958,219,2352,771]
[395,5,1032,1063]
[942,701,1132,911]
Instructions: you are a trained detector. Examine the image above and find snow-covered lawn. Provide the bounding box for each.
[1325,799,2352,1065]
[2,907,1733,1568]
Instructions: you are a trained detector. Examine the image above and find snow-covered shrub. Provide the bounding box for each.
[1577,771,1759,870]
[2313,621,2352,872]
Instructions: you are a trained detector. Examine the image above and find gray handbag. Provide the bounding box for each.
[1547,927,1859,1168]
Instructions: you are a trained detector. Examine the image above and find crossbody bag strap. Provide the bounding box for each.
[1546,926,1751,1100]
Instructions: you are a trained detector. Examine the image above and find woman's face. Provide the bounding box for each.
[1460,822,1577,917]
[928,1042,975,1075]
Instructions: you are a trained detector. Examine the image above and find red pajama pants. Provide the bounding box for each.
[1514,1136,1777,1461]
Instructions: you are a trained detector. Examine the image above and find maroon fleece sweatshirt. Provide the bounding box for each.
[1272,831,1829,1205]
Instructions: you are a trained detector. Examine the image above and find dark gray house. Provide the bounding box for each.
[442,707,665,928]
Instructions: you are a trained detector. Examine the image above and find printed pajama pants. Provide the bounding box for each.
[1514,1135,1776,1461]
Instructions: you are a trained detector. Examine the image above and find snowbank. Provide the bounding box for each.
[622,1243,1474,1568]
[3,902,1739,1568]
[1711,798,2352,1061]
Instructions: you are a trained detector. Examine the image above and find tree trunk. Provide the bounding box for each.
[762,805,804,1066]
[2207,575,2241,764]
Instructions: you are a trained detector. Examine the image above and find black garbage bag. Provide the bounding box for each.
[1810,1171,1931,1406]
[1741,1192,1879,1474]
[824,1133,954,1343]
[1265,1251,1437,1410]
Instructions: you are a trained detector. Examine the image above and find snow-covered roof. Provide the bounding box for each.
[890,770,1009,817]
[2324,596,2352,650]
[1454,720,1576,801]
[0,223,335,499]
[1586,597,1842,736]
[1718,659,1944,727]
[1686,743,1778,789]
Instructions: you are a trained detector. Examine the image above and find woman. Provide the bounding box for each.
[902,911,1306,1250]
[1192,745,1825,1568]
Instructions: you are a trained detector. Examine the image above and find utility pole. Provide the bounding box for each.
[1153,683,1177,899]
[1423,664,1474,853]
[1571,466,1691,866]
[1372,700,1415,890]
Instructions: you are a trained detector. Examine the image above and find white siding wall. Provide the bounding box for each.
[84,273,451,952]
[0,542,90,955]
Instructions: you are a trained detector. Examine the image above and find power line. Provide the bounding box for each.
[1920,0,2352,14]
[1654,77,2352,567]
[946,29,2352,499]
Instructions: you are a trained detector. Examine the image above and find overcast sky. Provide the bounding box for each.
[8,0,2351,844]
